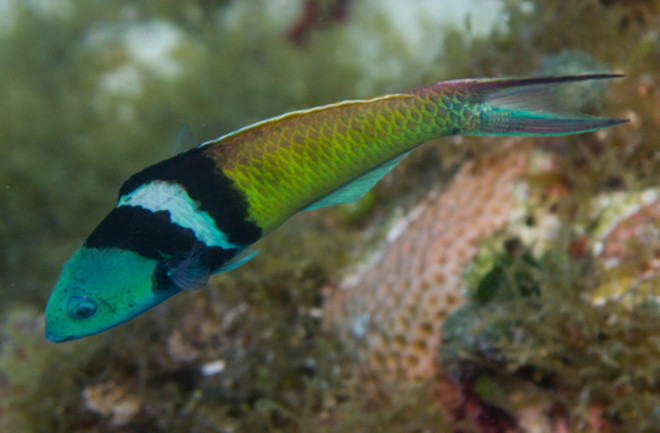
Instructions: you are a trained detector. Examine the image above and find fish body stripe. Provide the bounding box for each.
[86,206,197,259]
[85,206,236,270]
[119,147,262,246]
[118,180,236,250]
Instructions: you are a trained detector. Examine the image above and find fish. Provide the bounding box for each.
[44,74,627,342]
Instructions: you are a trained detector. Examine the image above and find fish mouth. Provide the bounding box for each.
[45,329,74,343]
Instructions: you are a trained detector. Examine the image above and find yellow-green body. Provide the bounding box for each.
[203,86,474,233]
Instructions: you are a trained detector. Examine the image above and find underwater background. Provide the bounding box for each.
[1,0,659,432]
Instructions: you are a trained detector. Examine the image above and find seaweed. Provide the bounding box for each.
[443,236,660,432]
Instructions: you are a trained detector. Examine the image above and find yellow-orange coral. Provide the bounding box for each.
[592,189,660,304]
[323,139,532,386]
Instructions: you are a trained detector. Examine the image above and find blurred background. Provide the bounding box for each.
[1,1,658,432]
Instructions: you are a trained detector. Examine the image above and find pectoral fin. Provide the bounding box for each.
[215,249,260,274]
[304,150,412,211]
[153,242,210,292]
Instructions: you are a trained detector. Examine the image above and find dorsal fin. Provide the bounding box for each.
[304,150,412,211]
[171,124,197,156]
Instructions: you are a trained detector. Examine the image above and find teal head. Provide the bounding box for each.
[44,194,223,342]
[44,149,260,342]
[45,244,181,342]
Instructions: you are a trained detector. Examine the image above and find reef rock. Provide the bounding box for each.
[323,139,531,387]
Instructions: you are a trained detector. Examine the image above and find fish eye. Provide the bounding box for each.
[67,296,98,319]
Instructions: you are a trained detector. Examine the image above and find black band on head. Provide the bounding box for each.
[85,206,235,271]
[119,147,262,246]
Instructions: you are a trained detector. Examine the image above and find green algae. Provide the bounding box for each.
[443,239,660,432]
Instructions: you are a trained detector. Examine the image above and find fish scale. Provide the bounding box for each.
[209,95,425,231]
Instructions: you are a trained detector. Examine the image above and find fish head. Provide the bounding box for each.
[45,245,179,342]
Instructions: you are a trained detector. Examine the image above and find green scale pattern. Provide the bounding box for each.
[202,83,479,233]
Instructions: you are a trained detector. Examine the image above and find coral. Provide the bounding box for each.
[322,139,532,388]
[594,189,660,262]
[83,381,141,428]
[591,189,660,304]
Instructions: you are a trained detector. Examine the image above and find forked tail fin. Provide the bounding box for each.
[466,74,628,136]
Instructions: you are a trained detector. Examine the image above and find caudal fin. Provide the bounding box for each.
[466,74,627,136]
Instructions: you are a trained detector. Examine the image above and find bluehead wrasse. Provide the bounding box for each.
[44,74,627,342]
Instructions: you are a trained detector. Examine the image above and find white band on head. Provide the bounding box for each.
[118,181,237,250]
